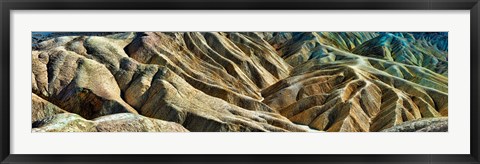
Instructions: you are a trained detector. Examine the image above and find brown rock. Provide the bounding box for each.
[31,93,66,123]
[32,113,189,132]
[32,32,448,132]
[32,45,137,120]
[381,117,448,132]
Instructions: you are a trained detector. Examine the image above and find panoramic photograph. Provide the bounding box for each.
[31,32,448,132]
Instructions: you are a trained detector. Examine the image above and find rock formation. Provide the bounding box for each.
[381,117,448,132]
[31,32,448,132]
[32,113,189,132]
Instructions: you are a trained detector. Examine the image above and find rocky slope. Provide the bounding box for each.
[31,32,448,132]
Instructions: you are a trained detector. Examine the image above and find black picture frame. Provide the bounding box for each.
[1,0,479,163]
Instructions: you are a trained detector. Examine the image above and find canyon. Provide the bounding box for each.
[31,32,448,132]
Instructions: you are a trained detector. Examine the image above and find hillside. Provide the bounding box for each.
[31,32,448,132]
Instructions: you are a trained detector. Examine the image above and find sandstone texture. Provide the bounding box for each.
[32,113,189,132]
[381,117,448,132]
[32,32,448,132]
